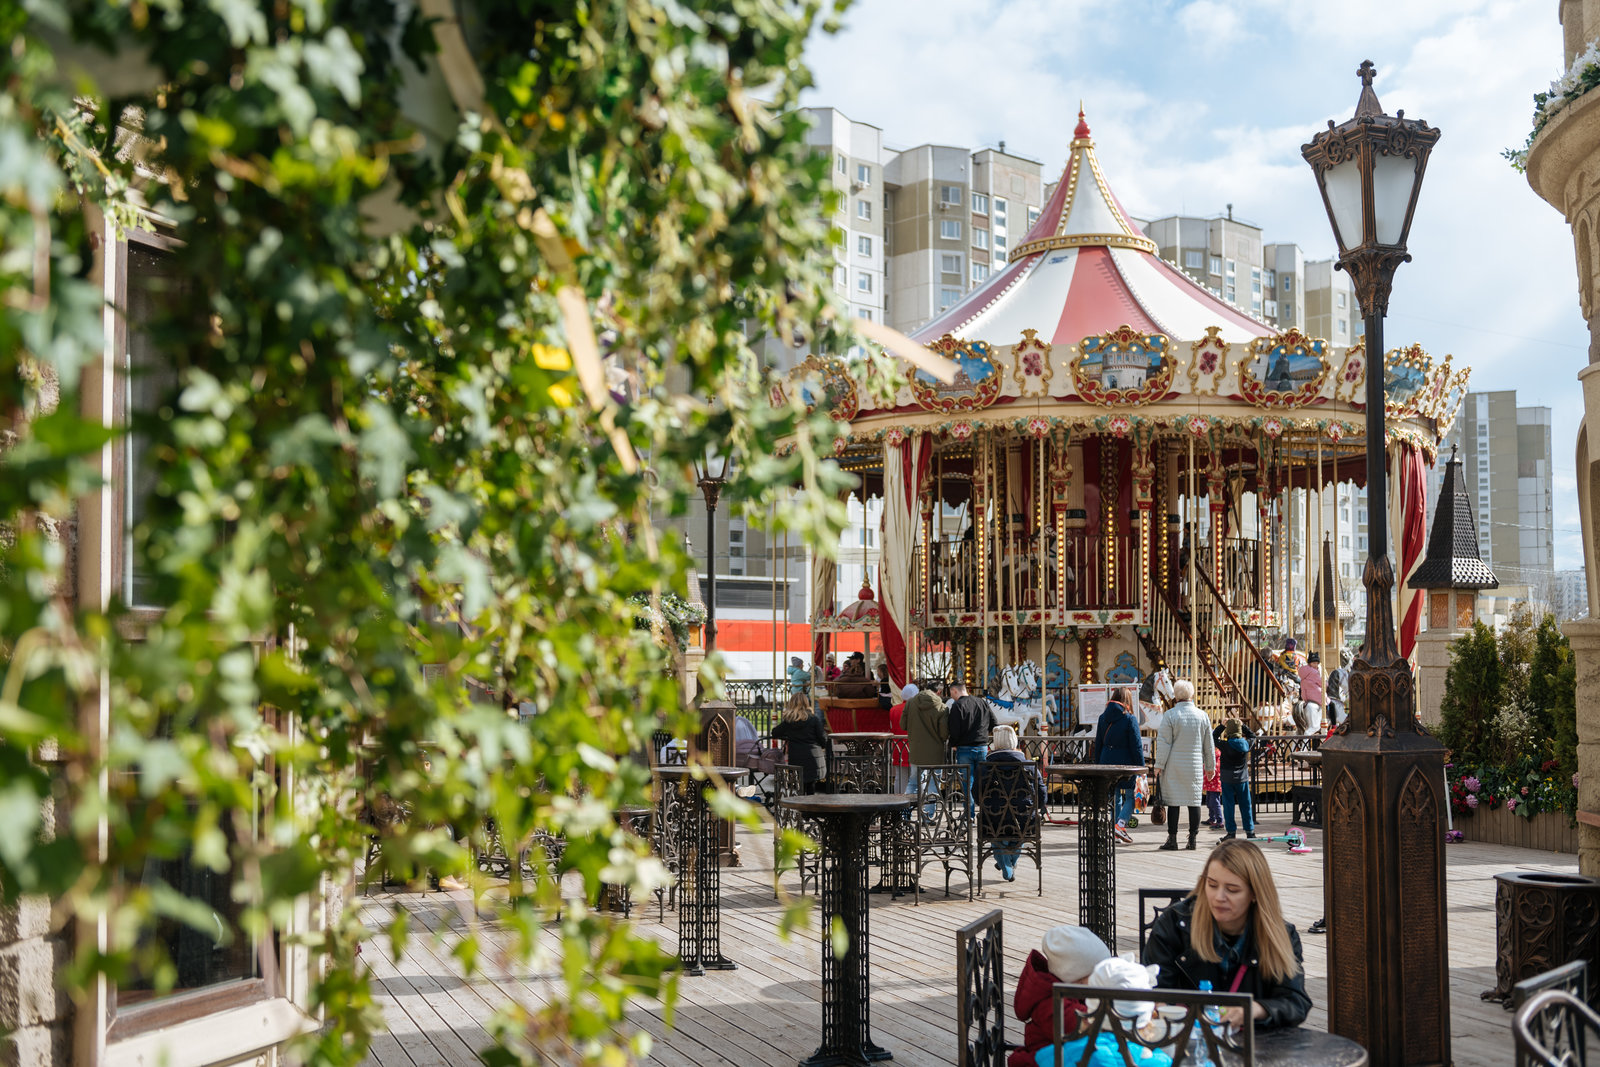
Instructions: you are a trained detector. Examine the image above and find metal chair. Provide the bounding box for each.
[1049,983,1254,1067]
[975,759,1046,897]
[955,909,1006,1067]
[1515,961,1590,1013]
[1137,887,1191,963]
[912,764,975,902]
[771,763,818,896]
[1515,988,1600,1067]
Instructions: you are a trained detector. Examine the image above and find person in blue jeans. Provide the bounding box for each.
[1215,716,1256,838]
[946,682,996,813]
[1093,686,1143,844]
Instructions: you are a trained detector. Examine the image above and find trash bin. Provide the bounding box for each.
[1482,870,1600,1008]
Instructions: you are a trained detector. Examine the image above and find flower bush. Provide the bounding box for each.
[1448,758,1578,822]
[1506,37,1600,171]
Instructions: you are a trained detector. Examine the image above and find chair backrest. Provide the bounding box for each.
[955,909,1005,1067]
[975,759,1045,840]
[1050,983,1254,1067]
[830,736,890,793]
[1514,960,1590,1013]
[1515,988,1600,1067]
[1137,888,1191,963]
[915,764,973,838]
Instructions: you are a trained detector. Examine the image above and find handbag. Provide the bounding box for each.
[1150,774,1165,825]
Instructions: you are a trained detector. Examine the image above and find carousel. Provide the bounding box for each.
[784,110,1469,733]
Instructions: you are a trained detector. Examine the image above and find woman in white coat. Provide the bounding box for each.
[1155,678,1217,851]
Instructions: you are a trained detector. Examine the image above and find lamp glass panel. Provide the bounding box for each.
[1371,152,1417,246]
[1322,156,1366,252]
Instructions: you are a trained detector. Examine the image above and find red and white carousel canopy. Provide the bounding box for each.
[913,110,1271,349]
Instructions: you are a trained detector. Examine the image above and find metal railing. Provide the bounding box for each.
[1192,564,1290,726]
[1248,733,1319,813]
[923,532,1140,614]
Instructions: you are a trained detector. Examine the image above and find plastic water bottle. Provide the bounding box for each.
[1189,980,1217,1066]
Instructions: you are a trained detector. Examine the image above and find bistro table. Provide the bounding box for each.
[1045,763,1141,953]
[653,766,748,976]
[780,792,915,1067]
[1290,749,1323,781]
[1225,1026,1367,1065]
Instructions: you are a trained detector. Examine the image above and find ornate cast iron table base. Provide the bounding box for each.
[781,792,915,1067]
[1048,764,1137,954]
[655,766,748,976]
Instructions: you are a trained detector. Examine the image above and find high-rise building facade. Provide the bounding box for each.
[1437,391,1555,613]
[804,107,889,329]
[880,142,1044,332]
[1143,212,1270,321]
[1303,259,1362,347]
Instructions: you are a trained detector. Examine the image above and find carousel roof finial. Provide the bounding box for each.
[1074,103,1091,141]
[1408,444,1498,590]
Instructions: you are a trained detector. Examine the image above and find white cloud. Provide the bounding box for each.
[1175,1,1248,47]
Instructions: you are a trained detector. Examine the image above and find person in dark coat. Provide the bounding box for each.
[1144,839,1312,1031]
[977,725,1045,881]
[947,682,997,814]
[770,692,830,793]
[1093,686,1143,844]
[1009,924,1110,1067]
[1213,716,1257,838]
[833,658,878,700]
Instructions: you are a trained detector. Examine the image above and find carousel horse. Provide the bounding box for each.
[1138,667,1176,731]
[985,661,1050,735]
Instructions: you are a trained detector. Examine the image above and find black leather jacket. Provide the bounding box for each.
[1143,896,1311,1029]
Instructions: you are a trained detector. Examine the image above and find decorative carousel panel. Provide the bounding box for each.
[1384,343,1431,417]
[912,335,1003,412]
[1187,326,1229,396]
[1436,366,1471,438]
[1238,328,1329,407]
[785,354,859,421]
[1012,328,1053,398]
[1334,342,1366,403]
[1417,354,1454,420]
[1072,325,1174,405]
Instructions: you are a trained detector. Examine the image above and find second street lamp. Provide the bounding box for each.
[1301,61,1449,1067]
[692,448,738,660]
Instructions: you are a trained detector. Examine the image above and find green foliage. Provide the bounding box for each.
[1437,621,1502,769]
[629,591,706,650]
[1531,613,1579,782]
[3,2,877,1063]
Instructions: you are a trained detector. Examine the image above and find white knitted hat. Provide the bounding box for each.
[901,683,920,701]
[1041,925,1111,982]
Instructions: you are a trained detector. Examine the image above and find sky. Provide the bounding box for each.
[799,0,1592,571]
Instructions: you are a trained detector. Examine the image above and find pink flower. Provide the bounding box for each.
[1463,775,1481,793]
[1507,798,1520,812]
[1465,794,1479,810]
[1521,786,1530,795]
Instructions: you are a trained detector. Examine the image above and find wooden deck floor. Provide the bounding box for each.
[356,809,1574,1067]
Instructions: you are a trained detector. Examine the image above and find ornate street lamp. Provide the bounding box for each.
[1302,62,1449,1067]
[692,447,739,658]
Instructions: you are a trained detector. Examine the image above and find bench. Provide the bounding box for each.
[1291,783,1322,828]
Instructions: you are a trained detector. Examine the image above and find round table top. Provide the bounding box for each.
[779,792,915,815]
[1290,751,1323,764]
[1232,1026,1368,1066]
[1044,763,1143,779]
[651,765,750,781]
[831,732,894,740]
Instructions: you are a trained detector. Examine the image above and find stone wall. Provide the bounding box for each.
[0,897,69,1067]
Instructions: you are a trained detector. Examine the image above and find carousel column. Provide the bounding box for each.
[1162,445,1180,600]
[919,482,934,680]
[975,431,991,691]
[1051,428,1073,622]
[1133,434,1156,623]
[1207,459,1227,591]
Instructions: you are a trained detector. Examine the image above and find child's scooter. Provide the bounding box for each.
[1256,828,1312,853]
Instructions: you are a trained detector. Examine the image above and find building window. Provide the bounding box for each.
[1337,291,1347,309]
[1283,276,1293,292]
[1209,256,1223,275]
[857,199,871,220]
[994,234,1007,251]
[972,192,989,214]
[1336,320,1346,336]
[1226,259,1236,277]
[857,163,871,185]
[1265,269,1276,289]
[1265,299,1278,317]
[1341,535,1350,548]
[1185,250,1203,269]
[729,521,746,576]
[835,265,847,288]
[858,235,872,256]
[1225,285,1236,302]
[939,287,962,309]
[940,219,962,240]
[940,184,963,205]
[857,308,872,321]
[857,272,873,293]
[1027,207,1040,228]
[973,228,989,250]
[994,198,1008,223]
[837,154,847,175]
[972,262,990,283]
[940,253,962,275]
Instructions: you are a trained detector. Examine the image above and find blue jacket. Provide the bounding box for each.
[1213,724,1255,785]
[1095,703,1143,767]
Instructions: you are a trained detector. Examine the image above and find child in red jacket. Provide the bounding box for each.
[1010,924,1111,1067]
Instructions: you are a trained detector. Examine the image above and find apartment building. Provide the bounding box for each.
[1143,212,1272,322]
[1303,259,1362,346]
[1554,568,1590,621]
[1263,243,1305,331]
[1437,391,1555,614]
[880,142,1044,333]
[804,107,889,329]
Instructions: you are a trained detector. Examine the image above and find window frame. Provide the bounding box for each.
[856,163,870,185]
[857,234,872,257]
[856,199,871,220]
[857,271,873,294]
[940,252,963,276]
[940,219,962,241]
[86,222,317,1067]
[971,192,989,214]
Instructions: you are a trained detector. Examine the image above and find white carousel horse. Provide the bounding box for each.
[985,661,1050,736]
[1137,667,1175,732]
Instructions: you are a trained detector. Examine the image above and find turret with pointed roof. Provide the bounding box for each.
[1407,446,1498,590]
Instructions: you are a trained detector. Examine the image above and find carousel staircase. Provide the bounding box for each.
[1142,565,1287,731]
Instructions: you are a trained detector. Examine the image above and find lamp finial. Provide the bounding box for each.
[1355,60,1383,119]
[1074,103,1090,140]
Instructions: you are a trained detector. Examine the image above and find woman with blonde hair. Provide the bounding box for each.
[770,691,830,794]
[1142,839,1310,1030]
